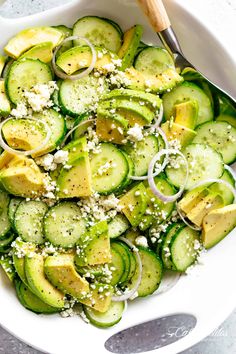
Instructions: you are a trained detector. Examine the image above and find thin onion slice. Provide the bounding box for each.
[0,117,51,156]
[61,119,96,147]
[112,237,142,302]
[52,36,97,80]
[130,127,169,181]
[176,202,202,231]
[148,149,189,203]
[188,178,236,203]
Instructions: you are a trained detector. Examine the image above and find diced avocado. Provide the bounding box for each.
[161,121,196,147]
[0,55,6,76]
[119,183,148,227]
[57,152,92,198]
[124,229,140,244]
[0,256,15,282]
[63,137,87,164]
[124,67,184,93]
[99,98,154,126]
[96,111,128,144]
[56,46,117,75]
[25,254,65,308]
[101,89,162,112]
[0,80,11,117]
[2,118,47,152]
[216,114,236,129]
[187,193,224,227]
[174,100,198,129]
[44,254,90,299]
[12,239,36,285]
[118,25,143,70]
[178,187,210,214]
[0,165,45,198]
[79,282,113,313]
[4,26,64,59]
[15,280,59,314]
[75,221,111,267]
[202,204,236,249]
[209,169,235,206]
[19,42,54,63]
[0,151,16,170]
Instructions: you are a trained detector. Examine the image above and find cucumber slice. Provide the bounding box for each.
[111,241,130,284]
[141,176,175,231]
[0,233,15,253]
[8,197,22,230]
[109,247,125,286]
[108,214,130,239]
[209,169,235,205]
[90,143,129,194]
[163,82,214,126]
[73,16,122,53]
[102,18,123,37]
[170,226,200,272]
[53,25,72,58]
[73,113,94,140]
[16,280,59,314]
[120,151,135,189]
[14,200,48,244]
[134,46,175,75]
[32,109,66,156]
[123,135,159,176]
[136,247,163,297]
[44,202,86,247]
[83,301,125,328]
[216,114,236,129]
[6,58,53,104]
[0,80,11,117]
[166,143,224,190]
[161,223,184,270]
[0,192,11,239]
[193,121,236,164]
[59,74,108,117]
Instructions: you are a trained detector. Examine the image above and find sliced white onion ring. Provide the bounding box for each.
[0,117,51,156]
[130,127,169,181]
[148,149,189,203]
[52,35,97,80]
[60,119,96,147]
[176,202,202,231]
[188,178,236,203]
[112,237,142,302]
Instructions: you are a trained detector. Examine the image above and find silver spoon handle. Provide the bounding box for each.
[158,27,183,55]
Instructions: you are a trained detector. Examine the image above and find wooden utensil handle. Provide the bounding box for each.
[137,0,171,32]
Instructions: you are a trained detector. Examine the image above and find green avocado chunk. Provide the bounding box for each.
[202,204,236,249]
[118,25,143,70]
[75,221,111,267]
[19,42,54,63]
[119,183,148,227]
[25,254,65,309]
[0,81,11,117]
[174,100,198,129]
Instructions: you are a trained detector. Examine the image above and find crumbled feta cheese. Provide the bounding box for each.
[127,124,143,142]
[24,81,57,112]
[53,150,68,164]
[36,154,57,171]
[11,102,28,118]
[135,236,148,248]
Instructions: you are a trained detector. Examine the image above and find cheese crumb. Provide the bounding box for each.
[127,124,143,142]
[135,236,148,248]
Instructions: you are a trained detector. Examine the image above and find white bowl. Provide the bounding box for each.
[0,1,235,353]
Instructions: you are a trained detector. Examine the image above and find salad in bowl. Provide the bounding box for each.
[0,14,235,328]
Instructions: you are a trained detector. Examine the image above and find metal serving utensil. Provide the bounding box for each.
[137,0,236,108]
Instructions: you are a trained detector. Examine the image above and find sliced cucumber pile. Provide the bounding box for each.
[0,12,235,331]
